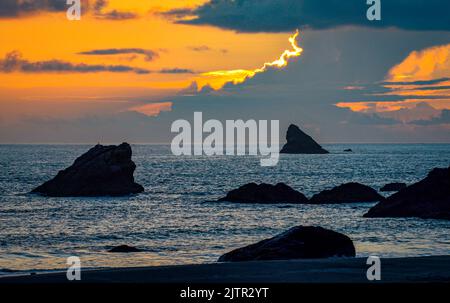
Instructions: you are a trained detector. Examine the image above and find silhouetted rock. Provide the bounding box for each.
[344,149,353,152]
[218,226,355,262]
[380,182,407,192]
[280,124,329,154]
[218,183,308,204]
[108,245,142,253]
[309,182,383,204]
[32,143,144,197]
[364,166,450,220]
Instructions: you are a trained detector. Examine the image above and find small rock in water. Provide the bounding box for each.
[344,149,353,152]
[309,182,383,204]
[108,245,142,253]
[218,226,355,262]
[218,182,308,204]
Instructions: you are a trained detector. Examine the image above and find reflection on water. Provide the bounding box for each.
[0,144,449,273]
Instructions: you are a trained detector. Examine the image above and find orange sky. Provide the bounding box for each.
[0,0,311,122]
[1,0,450,128]
[0,1,296,100]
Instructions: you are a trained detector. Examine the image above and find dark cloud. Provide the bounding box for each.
[95,9,137,20]
[414,86,450,91]
[352,94,450,103]
[161,8,192,19]
[159,68,195,74]
[188,45,211,52]
[188,45,228,53]
[382,78,450,86]
[93,0,137,20]
[93,0,107,12]
[0,0,136,20]
[0,0,66,17]
[78,48,159,61]
[0,51,150,74]
[164,0,450,32]
[412,109,450,125]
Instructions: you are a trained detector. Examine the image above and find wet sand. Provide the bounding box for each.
[1,255,449,283]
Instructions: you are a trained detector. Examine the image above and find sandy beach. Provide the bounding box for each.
[1,256,449,283]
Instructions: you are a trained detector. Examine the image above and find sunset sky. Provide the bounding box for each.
[1,0,450,143]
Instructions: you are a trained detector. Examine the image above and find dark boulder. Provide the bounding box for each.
[380,182,407,192]
[280,124,329,154]
[309,182,383,204]
[364,166,450,220]
[218,183,308,204]
[32,143,144,197]
[218,226,355,262]
[108,245,142,253]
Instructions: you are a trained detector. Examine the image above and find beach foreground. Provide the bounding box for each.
[1,256,449,283]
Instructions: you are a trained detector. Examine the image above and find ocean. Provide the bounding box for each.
[0,144,449,274]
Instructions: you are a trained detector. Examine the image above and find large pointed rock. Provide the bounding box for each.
[218,226,355,262]
[32,143,144,197]
[280,124,329,154]
[217,182,308,204]
[364,166,450,220]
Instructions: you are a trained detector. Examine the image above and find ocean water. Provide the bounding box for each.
[0,144,449,274]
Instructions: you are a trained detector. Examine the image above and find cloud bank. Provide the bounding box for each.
[0,0,65,17]
[164,0,450,32]
[0,0,136,20]
[78,48,159,61]
[93,0,137,20]
[159,68,195,74]
[0,51,151,74]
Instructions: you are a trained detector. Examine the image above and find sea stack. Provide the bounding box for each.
[364,166,450,220]
[32,142,144,197]
[218,226,355,262]
[280,124,329,154]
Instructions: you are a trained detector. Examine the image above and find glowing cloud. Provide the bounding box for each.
[387,44,450,81]
[197,30,303,90]
[255,30,303,72]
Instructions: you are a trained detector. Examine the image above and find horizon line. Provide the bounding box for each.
[1,142,450,145]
